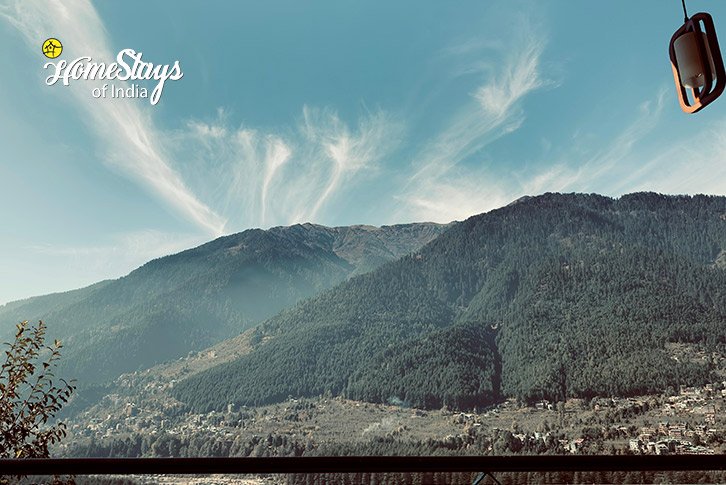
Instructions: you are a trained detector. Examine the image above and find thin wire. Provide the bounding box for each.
[681,0,689,22]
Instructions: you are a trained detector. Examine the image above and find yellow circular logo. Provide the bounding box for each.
[42,38,62,58]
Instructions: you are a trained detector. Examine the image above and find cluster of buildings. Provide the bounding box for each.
[631,417,720,455]
[628,383,723,455]
[59,371,726,459]
[660,385,719,418]
[494,429,587,454]
[629,435,714,455]
[68,404,168,439]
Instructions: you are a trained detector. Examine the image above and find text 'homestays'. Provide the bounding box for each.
[43,48,184,105]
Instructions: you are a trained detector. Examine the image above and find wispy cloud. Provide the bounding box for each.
[0,230,207,305]
[30,230,207,274]
[512,84,726,201]
[622,119,726,195]
[402,171,514,223]
[474,38,545,119]
[397,22,549,222]
[518,87,668,196]
[171,106,402,230]
[0,0,226,237]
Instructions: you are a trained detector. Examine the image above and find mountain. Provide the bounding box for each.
[172,192,726,412]
[0,222,448,384]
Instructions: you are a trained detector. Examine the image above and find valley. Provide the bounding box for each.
[5,192,726,484]
[59,353,726,460]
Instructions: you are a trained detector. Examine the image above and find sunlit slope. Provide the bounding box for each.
[173,193,726,412]
[0,222,447,383]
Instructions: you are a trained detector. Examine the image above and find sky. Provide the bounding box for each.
[1,0,726,304]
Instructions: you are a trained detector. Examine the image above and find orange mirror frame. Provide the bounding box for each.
[669,12,726,113]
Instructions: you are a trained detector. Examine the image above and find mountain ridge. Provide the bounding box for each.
[172,192,726,412]
[0,221,449,384]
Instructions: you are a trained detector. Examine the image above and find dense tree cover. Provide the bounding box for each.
[7,479,139,485]
[66,428,726,484]
[0,223,445,385]
[68,431,307,459]
[282,470,726,485]
[495,247,726,402]
[173,193,726,412]
[346,324,500,410]
[67,426,565,459]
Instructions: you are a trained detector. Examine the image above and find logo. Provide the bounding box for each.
[42,38,62,59]
[42,43,184,106]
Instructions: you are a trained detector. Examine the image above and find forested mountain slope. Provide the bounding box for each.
[173,193,726,412]
[0,222,447,383]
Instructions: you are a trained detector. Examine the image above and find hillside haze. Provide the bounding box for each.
[173,193,726,412]
[0,222,448,384]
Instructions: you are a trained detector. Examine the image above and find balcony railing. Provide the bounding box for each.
[2,455,726,477]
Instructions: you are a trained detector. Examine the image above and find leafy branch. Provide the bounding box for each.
[0,320,76,484]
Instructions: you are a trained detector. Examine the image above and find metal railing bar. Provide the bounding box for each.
[1,455,726,476]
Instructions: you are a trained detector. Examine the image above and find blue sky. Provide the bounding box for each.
[1,0,726,304]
